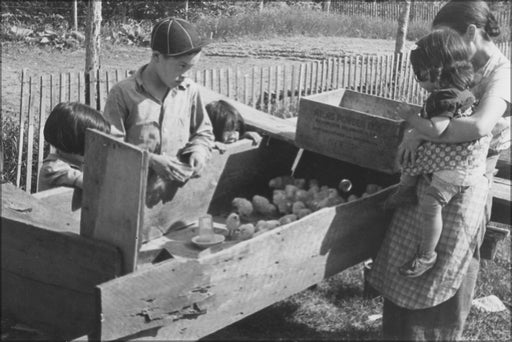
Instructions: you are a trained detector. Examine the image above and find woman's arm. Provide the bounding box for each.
[429,96,508,143]
[399,96,508,165]
[402,113,450,138]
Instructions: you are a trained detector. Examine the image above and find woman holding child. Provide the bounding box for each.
[367,1,510,340]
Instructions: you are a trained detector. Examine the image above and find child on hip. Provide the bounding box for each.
[385,28,491,277]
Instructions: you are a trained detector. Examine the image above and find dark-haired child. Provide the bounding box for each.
[38,102,111,191]
[206,99,262,150]
[385,28,491,277]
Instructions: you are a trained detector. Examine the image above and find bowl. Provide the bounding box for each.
[191,234,225,249]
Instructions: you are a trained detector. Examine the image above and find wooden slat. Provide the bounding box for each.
[80,130,149,274]
[25,77,35,192]
[36,75,47,192]
[16,69,27,188]
[97,186,393,341]
[275,64,280,111]
[251,66,256,107]
[267,66,272,113]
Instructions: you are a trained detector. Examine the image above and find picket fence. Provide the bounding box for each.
[14,42,511,192]
[330,0,511,27]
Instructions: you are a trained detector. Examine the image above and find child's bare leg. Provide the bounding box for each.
[384,174,418,209]
[399,179,455,277]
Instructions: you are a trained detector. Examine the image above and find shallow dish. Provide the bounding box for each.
[191,234,226,249]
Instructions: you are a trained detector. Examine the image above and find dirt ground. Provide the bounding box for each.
[1,36,414,116]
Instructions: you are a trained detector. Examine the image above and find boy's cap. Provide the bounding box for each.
[151,17,205,57]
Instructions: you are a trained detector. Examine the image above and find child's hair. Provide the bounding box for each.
[43,102,111,155]
[205,100,245,141]
[433,0,500,41]
[410,28,474,90]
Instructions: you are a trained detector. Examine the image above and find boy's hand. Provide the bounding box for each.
[189,150,208,177]
[149,153,193,183]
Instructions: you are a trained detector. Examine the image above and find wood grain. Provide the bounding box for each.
[1,183,122,339]
[96,187,393,341]
[81,129,149,274]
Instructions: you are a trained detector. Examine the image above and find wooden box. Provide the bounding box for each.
[296,89,421,174]
[2,87,397,341]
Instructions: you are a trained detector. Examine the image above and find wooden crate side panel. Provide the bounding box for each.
[209,138,299,213]
[97,188,393,341]
[1,270,97,339]
[81,129,149,274]
[1,184,122,340]
[296,98,405,173]
[142,139,262,241]
[339,89,421,120]
[32,186,81,223]
[1,217,122,293]
[2,183,79,233]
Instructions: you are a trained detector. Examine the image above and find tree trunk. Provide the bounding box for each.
[85,0,102,107]
[259,0,264,12]
[184,0,189,20]
[322,0,331,12]
[395,0,411,54]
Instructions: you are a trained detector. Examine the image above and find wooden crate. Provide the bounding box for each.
[296,89,421,174]
[2,88,398,341]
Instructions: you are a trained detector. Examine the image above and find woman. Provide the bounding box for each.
[367,1,510,340]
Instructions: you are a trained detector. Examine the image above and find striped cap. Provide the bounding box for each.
[151,17,205,57]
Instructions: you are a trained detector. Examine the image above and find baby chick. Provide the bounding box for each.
[232,197,254,220]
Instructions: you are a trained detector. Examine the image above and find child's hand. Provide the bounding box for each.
[214,142,227,154]
[242,131,262,145]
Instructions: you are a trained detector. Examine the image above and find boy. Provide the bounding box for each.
[103,17,214,188]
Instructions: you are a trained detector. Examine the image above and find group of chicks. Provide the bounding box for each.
[224,175,383,241]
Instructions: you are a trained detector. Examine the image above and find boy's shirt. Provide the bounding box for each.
[38,151,83,191]
[103,65,214,161]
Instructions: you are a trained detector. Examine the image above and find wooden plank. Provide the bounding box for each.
[1,183,122,339]
[251,66,256,107]
[2,270,97,339]
[491,176,511,225]
[3,183,79,233]
[16,69,27,188]
[200,86,297,143]
[26,76,35,192]
[340,89,421,119]
[97,186,394,341]
[36,75,47,192]
[80,130,149,274]
[33,186,81,222]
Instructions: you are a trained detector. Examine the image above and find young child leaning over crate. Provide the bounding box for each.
[205,99,262,151]
[383,28,492,278]
[38,102,111,191]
